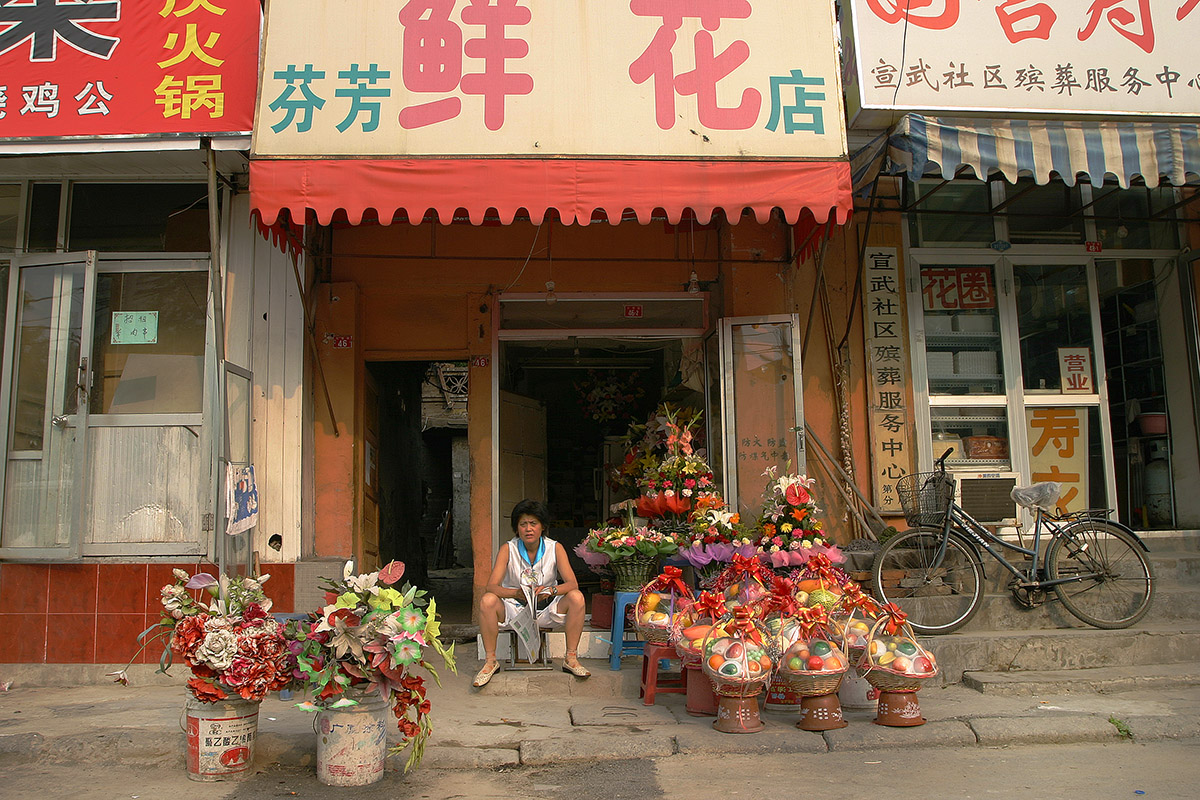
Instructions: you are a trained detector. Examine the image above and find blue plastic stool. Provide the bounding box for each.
[609,591,645,670]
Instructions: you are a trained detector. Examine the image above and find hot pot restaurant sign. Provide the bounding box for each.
[0,0,261,139]
[253,0,847,159]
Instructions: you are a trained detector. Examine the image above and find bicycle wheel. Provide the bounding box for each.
[1048,520,1154,629]
[871,527,984,634]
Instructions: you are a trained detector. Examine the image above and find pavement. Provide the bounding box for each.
[1,649,1199,776]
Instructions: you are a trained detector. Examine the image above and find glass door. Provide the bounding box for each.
[0,253,94,558]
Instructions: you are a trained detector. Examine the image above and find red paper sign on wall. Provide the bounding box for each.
[0,0,260,139]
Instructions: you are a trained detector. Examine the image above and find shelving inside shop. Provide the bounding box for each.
[923,311,1004,395]
[929,409,1012,471]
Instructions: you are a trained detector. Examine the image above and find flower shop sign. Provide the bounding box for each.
[862,247,911,513]
[0,0,260,139]
[253,0,846,159]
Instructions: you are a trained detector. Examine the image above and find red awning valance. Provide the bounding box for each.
[250,158,852,227]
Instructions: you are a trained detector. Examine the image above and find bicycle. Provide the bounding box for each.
[870,449,1155,634]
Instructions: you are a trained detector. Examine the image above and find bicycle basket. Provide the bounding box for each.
[896,471,955,527]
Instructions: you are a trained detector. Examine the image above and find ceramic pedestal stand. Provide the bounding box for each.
[712,689,764,733]
[683,663,717,716]
[796,692,848,731]
[874,690,926,726]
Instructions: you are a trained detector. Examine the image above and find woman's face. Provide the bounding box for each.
[516,513,544,545]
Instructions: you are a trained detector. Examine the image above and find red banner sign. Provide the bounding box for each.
[0,0,259,139]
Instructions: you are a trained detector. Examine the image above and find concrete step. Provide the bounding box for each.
[925,623,1200,684]
[961,662,1200,696]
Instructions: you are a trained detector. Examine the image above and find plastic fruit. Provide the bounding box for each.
[684,624,711,641]
[913,656,933,674]
[708,653,725,671]
[893,655,912,672]
[807,588,839,609]
[788,656,804,671]
[644,593,661,611]
[726,642,745,661]
[811,640,832,656]
[897,641,917,656]
[806,655,824,670]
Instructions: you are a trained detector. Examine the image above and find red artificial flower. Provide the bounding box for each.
[170,614,209,661]
[187,677,228,703]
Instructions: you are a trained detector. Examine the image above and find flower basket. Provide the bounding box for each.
[610,554,658,592]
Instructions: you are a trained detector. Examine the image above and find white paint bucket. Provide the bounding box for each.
[184,696,259,781]
[838,668,878,710]
[316,692,390,786]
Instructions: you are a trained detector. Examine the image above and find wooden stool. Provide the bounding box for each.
[639,642,685,706]
[501,628,553,670]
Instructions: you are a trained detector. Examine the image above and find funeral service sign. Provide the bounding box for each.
[0,0,261,139]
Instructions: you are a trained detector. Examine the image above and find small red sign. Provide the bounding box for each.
[1085,241,1103,253]
[330,335,353,349]
[623,305,644,319]
[471,356,490,368]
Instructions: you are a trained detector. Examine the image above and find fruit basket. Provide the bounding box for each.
[775,607,849,698]
[675,591,727,667]
[700,608,773,698]
[860,605,939,693]
[634,566,694,645]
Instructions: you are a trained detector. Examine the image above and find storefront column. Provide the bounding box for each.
[312,282,360,561]
[469,296,494,621]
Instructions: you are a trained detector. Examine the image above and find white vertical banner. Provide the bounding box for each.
[862,247,911,513]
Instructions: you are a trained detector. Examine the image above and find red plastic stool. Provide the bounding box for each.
[639,642,686,706]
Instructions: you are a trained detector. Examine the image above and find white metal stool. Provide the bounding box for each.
[502,628,554,670]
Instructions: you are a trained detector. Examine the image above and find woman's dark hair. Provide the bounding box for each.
[510,499,550,532]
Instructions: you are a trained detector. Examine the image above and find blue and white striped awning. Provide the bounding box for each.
[854,114,1200,191]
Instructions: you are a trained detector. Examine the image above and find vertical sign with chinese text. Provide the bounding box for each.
[863,247,911,513]
[0,0,260,139]
[1026,407,1089,514]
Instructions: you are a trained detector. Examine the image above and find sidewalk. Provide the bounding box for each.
[2,651,1199,773]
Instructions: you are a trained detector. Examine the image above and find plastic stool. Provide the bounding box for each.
[640,642,686,706]
[609,591,644,670]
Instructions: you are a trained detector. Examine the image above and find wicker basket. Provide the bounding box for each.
[896,470,955,527]
[779,670,845,697]
[609,555,658,593]
[862,667,927,693]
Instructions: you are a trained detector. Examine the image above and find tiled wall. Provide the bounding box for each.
[0,563,295,664]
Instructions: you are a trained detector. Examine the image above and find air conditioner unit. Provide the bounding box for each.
[953,471,1019,524]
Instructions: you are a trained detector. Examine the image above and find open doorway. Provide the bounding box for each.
[498,337,709,591]
[368,361,473,624]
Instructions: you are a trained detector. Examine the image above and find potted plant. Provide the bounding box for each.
[585,500,680,592]
[114,568,293,781]
[285,560,456,784]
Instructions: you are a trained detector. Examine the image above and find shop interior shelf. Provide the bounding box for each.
[931,415,1008,425]
[924,332,1001,346]
[929,375,1004,384]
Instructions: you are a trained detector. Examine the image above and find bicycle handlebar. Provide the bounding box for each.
[935,448,954,470]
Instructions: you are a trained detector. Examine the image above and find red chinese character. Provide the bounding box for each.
[865,0,960,30]
[1179,0,1199,20]
[922,267,960,310]
[398,0,463,129]
[957,268,995,309]
[460,0,533,131]
[628,0,761,131]
[1078,0,1155,55]
[994,0,1056,42]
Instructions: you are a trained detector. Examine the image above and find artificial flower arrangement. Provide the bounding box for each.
[574,368,645,425]
[584,499,681,561]
[113,569,294,705]
[637,405,717,518]
[606,402,709,507]
[285,560,457,773]
[754,466,844,568]
[676,496,757,586]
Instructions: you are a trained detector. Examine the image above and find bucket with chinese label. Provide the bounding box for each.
[184,696,260,781]
[317,692,390,786]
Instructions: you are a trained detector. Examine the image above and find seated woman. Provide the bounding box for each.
[473,499,591,687]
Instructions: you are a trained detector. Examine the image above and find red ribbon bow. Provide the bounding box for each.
[726,606,763,645]
[882,602,908,635]
[693,591,727,620]
[650,566,690,598]
[805,553,838,583]
[764,576,799,617]
[794,605,828,636]
[840,582,880,616]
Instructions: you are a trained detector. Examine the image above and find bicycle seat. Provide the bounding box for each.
[1011,482,1062,512]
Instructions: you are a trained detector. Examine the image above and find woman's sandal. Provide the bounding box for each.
[561,651,591,679]
[472,660,501,687]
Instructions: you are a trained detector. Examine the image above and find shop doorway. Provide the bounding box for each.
[498,337,707,588]
[367,361,472,623]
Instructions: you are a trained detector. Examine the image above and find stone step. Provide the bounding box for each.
[924,623,1200,684]
[961,662,1200,696]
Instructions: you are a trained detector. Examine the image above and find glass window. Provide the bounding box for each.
[1004,180,1086,245]
[930,407,1011,472]
[26,183,61,253]
[0,184,20,252]
[1090,185,1180,251]
[89,271,208,414]
[68,184,210,252]
[920,265,1004,396]
[1025,405,1107,515]
[908,181,995,247]
[1014,264,1095,392]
